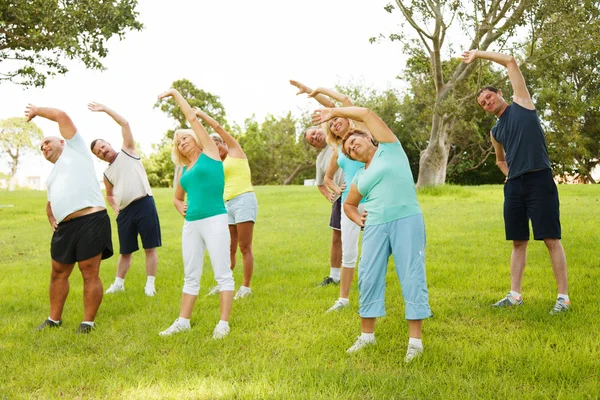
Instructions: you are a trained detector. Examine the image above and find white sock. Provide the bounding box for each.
[217,320,229,329]
[114,277,125,287]
[338,298,349,305]
[177,317,190,328]
[361,332,375,341]
[82,321,94,327]
[330,268,340,281]
[509,290,521,299]
[146,276,156,287]
[408,337,423,348]
[48,317,60,323]
[558,294,569,301]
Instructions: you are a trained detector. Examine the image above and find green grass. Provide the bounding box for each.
[0,185,599,399]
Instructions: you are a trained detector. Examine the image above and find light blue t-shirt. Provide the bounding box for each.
[337,146,365,203]
[352,139,421,226]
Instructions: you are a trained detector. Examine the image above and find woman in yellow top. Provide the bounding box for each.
[194,108,258,300]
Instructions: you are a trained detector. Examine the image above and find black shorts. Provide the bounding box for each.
[51,210,113,264]
[503,169,561,241]
[116,195,162,254]
[329,197,341,231]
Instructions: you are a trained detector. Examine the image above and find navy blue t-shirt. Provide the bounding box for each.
[491,102,551,180]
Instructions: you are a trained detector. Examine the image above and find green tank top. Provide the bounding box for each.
[180,154,226,221]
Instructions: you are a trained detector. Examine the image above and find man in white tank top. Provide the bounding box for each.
[89,103,162,297]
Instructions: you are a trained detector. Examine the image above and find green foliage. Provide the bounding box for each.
[0,117,43,177]
[0,0,143,87]
[141,140,174,188]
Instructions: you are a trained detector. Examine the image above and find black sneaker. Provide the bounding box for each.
[76,323,94,334]
[37,318,62,331]
[318,276,338,287]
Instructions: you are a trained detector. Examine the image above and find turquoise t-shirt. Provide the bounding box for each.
[337,146,365,203]
[180,154,226,221]
[352,140,421,226]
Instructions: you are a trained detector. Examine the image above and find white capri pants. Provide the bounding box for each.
[341,203,365,269]
[181,214,234,295]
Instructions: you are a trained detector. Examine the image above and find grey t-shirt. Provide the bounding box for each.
[315,146,344,200]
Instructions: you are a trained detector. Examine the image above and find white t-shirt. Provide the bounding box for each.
[315,145,344,201]
[104,150,153,210]
[46,133,106,224]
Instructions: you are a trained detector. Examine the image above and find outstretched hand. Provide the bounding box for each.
[24,104,37,122]
[157,89,176,100]
[87,102,106,112]
[311,108,334,125]
[289,80,310,96]
[461,50,479,64]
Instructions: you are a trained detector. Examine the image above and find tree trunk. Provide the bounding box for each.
[9,148,19,178]
[283,163,314,185]
[416,113,450,187]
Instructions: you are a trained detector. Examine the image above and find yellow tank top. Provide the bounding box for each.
[223,156,254,201]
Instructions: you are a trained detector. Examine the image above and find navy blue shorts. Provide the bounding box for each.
[503,169,561,241]
[329,197,341,231]
[51,210,113,264]
[116,196,162,254]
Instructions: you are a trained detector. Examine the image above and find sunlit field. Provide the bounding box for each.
[1,185,599,399]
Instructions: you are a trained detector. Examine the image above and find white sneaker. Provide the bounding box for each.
[105,283,124,294]
[159,319,190,337]
[327,299,349,312]
[206,285,220,296]
[346,335,376,353]
[212,324,230,339]
[234,286,252,300]
[405,343,423,363]
[145,286,156,297]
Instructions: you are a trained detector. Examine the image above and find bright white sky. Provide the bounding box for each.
[2,0,412,182]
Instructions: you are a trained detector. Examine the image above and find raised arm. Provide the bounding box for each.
[312,107,396,143]
[25,105,77,139]
[193,107,245,159]
[323,150,344,195]
[308,87,353,107]
[88,102,136,154]
[461,50,533,109]
[289,80,335,108]
[158,89,220,161]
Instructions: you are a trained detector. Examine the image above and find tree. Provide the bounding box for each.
[0,0,143,87]
[0,117,43,177]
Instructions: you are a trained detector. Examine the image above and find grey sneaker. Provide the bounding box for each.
[234,286,252,300]
[212,324,230,339]
[37,318,62,331]
[105,283,124,294]
[318,276,339,287]
[346,335,376,353]
[405,343,423,363]
[76,323,94,334]
[550,297,570,315]
[327,299,349,313]
[492,293,523,307]
[206,285,220,296]
[159,319,190,337]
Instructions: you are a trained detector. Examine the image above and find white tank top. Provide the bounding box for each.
[103,150,153,210]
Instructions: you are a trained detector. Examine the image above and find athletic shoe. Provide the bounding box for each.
[206,285,220,296]
[327,299,349,312]
[318,276,339,287]
[145,286,156,297]
[405,343,423,363]
[346,335,376,353]
[212,324,230,339]
[105,283,124,294]
[550,297,570,315]
[491,293,523,307]
[76,323,94,334]
[37,318,62,331]
[234,286,252,300]
[159,319,190,337]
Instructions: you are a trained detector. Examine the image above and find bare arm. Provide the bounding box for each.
[461,50,533,109]
[193,108,245,159]
[46,202,57,232]
[313,107,396,143]
[343,185,366,227]
[173,176,187,217]
[88,102,136,154]
[317,184,336,203]
[25,105,77,139]
[103,176,120,215]
[289,80,335,108]
[490,132,509,177]
[308,87,353,107]
[158,89,220,161]
[323,149,344,195]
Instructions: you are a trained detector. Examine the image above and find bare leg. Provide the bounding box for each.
[361,317,376,334]
[544,238,568,294]
[408,319,423,339]
[236,221,255,288]
[78,253,103,322]
[49,260,75,321]
[510,240,528,293]
[219,290,234,321]
[144,248,158,277]
[115,253,133,279]
[229,225,238,271]
[339,266,354,299]
[331,229,342,271]
[179,293,197,319]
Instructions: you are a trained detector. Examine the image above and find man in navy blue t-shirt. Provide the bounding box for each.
[462,49,570,315]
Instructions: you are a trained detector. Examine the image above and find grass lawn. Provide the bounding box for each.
[0,185,599,399]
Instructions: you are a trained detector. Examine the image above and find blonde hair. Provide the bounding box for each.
[323,117,356,147]
[171,129,202,167]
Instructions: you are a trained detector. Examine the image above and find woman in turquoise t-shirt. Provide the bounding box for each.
[313,106,432,363]
[156,88,234,340]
